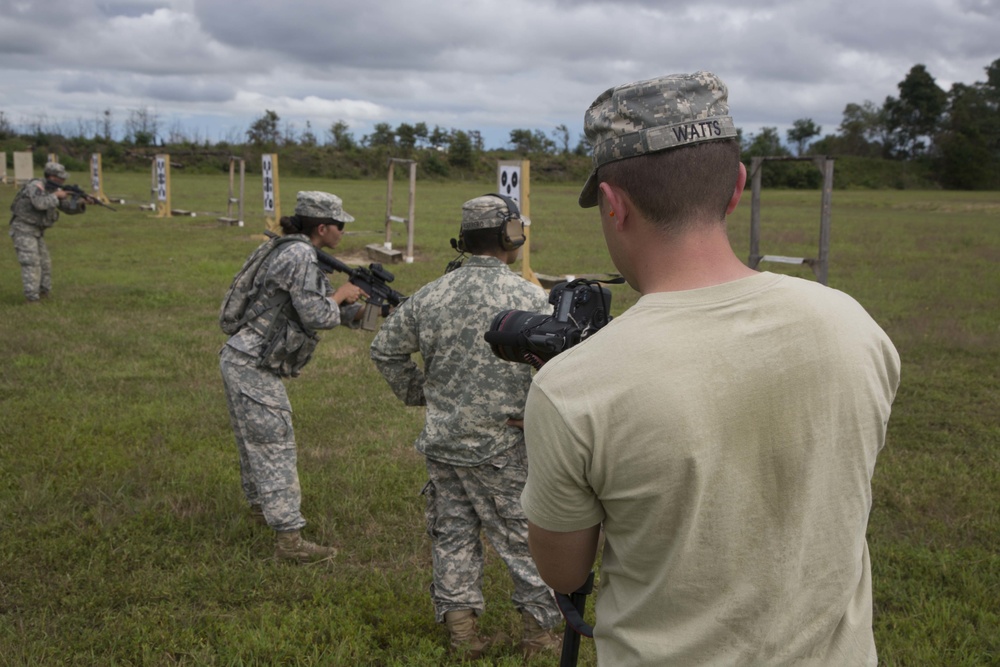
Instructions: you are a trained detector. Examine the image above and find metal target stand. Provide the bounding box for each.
[368,158,415,264]
[747,156,835,285]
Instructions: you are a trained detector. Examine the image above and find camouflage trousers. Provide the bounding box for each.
[9,222,52,301]
[423,445,561,628]
[219,346,306,532]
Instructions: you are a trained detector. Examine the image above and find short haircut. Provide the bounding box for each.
[598,139,741,232]
[461,227,501,254]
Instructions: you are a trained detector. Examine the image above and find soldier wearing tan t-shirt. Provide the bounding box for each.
[522,72,900,667]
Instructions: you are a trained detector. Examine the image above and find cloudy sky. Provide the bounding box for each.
[1,0,997,149]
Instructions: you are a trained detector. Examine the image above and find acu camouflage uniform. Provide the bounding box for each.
[220,232,361,532]
[370,243,562,628]
[8,164,82,301]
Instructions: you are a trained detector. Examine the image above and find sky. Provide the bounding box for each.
[1,0,998,150]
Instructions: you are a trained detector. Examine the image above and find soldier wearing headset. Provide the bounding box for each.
[370,194,563,660]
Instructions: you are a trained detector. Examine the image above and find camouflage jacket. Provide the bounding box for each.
[9,179,62,229]
[224,235,361,360]
[370,255,549,465]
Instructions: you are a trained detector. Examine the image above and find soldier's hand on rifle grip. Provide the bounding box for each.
[333,282,366,306]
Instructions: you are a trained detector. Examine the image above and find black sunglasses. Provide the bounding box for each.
[327,220,345,231]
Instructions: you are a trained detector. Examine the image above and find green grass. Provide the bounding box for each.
[1,175,998,666]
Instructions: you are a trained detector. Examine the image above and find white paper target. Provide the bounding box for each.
[90,154,100,193]
[498,164,522,209]
[262,155,275,212]
[155,157,167,201]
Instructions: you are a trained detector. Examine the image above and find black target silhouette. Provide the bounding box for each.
[501,168,519,196]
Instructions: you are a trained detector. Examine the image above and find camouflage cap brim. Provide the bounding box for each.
[294,191,355,223]
[579,170,601,209]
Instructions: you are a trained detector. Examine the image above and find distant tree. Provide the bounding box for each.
[743,126,824,188]
[574,133,591,157]
[836,101,885,156]
[101,108,113,141]
[300,121,318,147]
[125,107,159,146]
[787,118,821,156]
[246,110,280,146]
[743,127,788,157]
[429,125,450,150]
[69,116,91,139]
[509,128,556,154]
[553,124,570,154]
[366,122,396,148]
[281,120,299,146]
[413,122,429,148]
[883,64,947,158]
[935,58,1000,189]
[396,123,418,151]
[328,120,355,151]
[167,121,190,144]
[449,130,474,168]
[222,126,244,146]
[0,110,12,139]
[509,129,533,154]
[468,130,484,152]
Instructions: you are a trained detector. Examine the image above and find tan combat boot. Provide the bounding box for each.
[273,530,337,563]
[521,611,562,660]
[444,609,490,660]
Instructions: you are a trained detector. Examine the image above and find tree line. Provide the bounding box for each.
[2,59,997,189]
[743,58,1000,189]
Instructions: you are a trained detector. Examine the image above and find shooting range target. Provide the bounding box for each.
[90,154,100,193]
[499,164,522,209]
[155,157,167,201]
[262,155,276,212]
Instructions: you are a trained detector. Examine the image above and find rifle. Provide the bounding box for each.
[45,180,118,212]
[265,230,407,330]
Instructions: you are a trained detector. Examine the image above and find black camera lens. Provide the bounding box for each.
[485,280,615,368]
[484,310,550,363]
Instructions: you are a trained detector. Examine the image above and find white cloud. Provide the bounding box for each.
[0,0,996,147]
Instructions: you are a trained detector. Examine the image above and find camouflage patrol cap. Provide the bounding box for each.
[579,71,738,208]
[461,195,517,231]
[294,190,355,223]
[44,161,68,180]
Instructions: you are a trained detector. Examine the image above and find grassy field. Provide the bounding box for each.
[0,173,997,666]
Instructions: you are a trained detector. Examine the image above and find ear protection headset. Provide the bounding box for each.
[448,194,526,273]
[491,193,527,251]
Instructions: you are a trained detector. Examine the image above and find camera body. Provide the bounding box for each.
[485,279,613,368]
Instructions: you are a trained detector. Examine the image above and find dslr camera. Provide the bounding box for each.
[484,278,614,369]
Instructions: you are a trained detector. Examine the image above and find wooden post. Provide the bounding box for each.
[220,157,246,226]
[384,161,395,249]
[748,157,763,269]
[746,156,834,285]
[816,158,835,285]
[373,158,416,263]
[404,160,416,263]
